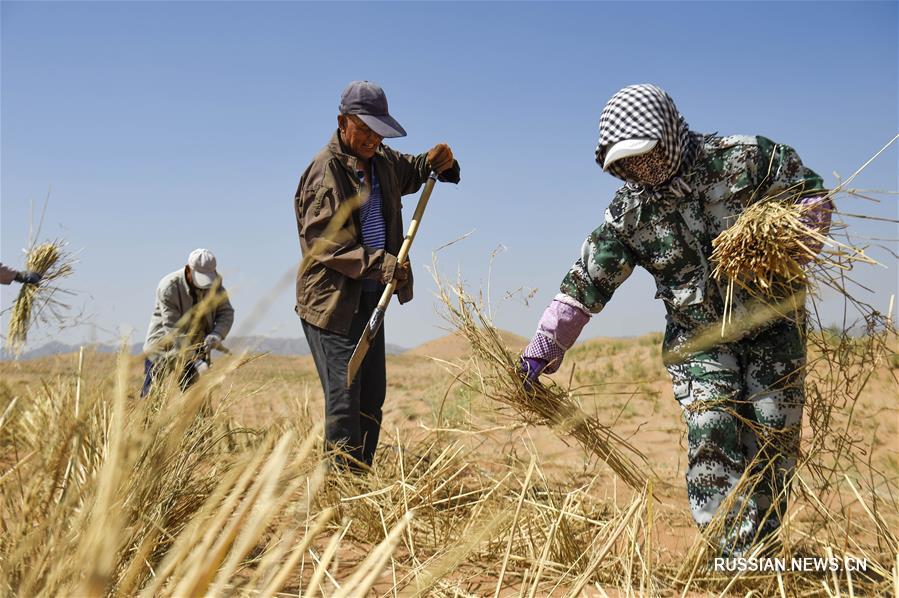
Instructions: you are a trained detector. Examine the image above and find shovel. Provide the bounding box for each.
[346,171,439,388]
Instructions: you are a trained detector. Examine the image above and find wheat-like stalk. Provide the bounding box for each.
[712,199,824,292]
[432,267,654,493]
[6,240,75,355]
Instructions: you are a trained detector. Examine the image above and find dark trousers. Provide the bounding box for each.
[302,290,386,470]
[141,357,200,398]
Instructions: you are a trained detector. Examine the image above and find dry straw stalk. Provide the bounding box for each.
[433,268,654,493]
[6,240,74,354]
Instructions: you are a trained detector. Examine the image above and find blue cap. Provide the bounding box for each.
[339,80,407,138]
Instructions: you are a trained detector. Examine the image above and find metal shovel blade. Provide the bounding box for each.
[345,306,385,388]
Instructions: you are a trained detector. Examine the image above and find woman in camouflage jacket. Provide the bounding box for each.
[521,84,833,558]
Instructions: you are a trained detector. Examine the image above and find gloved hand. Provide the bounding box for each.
[193,358,210,375]
[796,195,834,262]
[394,260,410,290]
[521,298,590,383]
[427,143,454,174]
[203,333,223,353]
[14,270,42,285]
[518,356,547,392]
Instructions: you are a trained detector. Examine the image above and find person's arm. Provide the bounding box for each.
[522,221,637,376]
[559,223,637,315]
[296,163,398,283]
[753,137,833,257]
[210,288,234,341]
[149,280,189,353]
[382,144,461,196]
[521,295,592,377]
[0,263,18,286]
[752,136,826,203]
[795,195,834,258]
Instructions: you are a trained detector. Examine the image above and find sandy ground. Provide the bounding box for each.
[1,330,896,595]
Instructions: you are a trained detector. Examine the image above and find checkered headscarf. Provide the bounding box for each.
[595,84,696,189]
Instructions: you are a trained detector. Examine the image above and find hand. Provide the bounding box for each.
[518,356,547,392]
[796,195,834,262]
[203,333,222,353]
[394,261,410,290]
[14,270,42,285]
[193,359,210,375]
[427,143,454,174]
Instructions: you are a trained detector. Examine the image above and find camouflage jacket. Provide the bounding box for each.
[560,135,825,348]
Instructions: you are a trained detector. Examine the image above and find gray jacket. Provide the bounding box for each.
[143,268,234,355]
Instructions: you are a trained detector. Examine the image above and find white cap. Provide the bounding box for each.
[187,248,218,289]
[602,138,658,170]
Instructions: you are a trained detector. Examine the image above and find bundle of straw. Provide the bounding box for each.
[711,198,827,293]
[709,193,881,334]
[709,198,829,331]
[435,273,653,492]
[710,134,897,320]
[6,240,74,354]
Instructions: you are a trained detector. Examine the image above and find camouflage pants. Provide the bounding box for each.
[665,320,805,557]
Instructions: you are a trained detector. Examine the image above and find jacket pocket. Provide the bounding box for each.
[670,376,697,418]
[311,185,333,217]
[301,266,338,314]
[655,272,706,310]
[655,271,721,329]
[672,378,692,404]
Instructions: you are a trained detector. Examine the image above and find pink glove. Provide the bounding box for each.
[518,357,548,392]
[522,295,591,374]
[796,195,833,260]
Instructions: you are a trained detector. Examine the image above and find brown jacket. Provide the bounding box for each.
[294,131,459,335]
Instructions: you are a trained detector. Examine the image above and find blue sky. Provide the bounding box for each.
[2,1,897,350]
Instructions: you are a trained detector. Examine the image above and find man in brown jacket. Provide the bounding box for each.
[295,80,459,471]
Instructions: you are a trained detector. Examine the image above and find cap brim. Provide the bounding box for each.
[192,269,216,289]
[357,113,407,138]
[602,138,658,170]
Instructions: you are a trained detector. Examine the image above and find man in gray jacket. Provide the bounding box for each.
[141,248,234,397]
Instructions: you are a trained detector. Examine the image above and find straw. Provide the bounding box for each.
[6,240,74,354]
[433,268,654,493]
